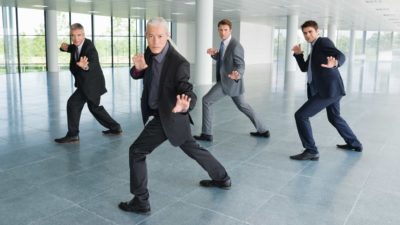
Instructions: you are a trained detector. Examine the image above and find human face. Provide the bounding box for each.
[70,28,85,46]
[146,24,169,54]
[302,26,319,43]
[218,24,231,40]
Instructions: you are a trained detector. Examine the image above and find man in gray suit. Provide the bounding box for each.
[194,19,270,142]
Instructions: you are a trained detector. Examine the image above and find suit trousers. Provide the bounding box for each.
[66,89,120,136]
[294,93,362,154]
[201,82,267,135]
[129,116,229,205]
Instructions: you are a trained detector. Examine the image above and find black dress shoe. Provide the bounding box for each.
[337,144,363,152]
[193,133,213,142]
[199,179,231,189]
[54,135,79,143]
[118,200,151,214]
[290,151,319,161]
[250,130,270,138]
[102,128,122,135]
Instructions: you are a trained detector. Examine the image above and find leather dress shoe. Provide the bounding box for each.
[193,133,213,142]
[290,151,319,161]
[250,130,270,138]
[337,144,363,152]
[54,135,79,143]
[118,200,151,214]
[102,128,122,135]
[199,179,231,189]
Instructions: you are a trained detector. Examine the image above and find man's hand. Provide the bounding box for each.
[132,54,148,71]
[228,70,240,80]
[321,56,338,68]
[60,42,68,51]
[291,44,303,55]
[207,48,218,56]
[76,56,89,70]
[172,94,191,113]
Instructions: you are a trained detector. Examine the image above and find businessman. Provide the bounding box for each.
[194,19,269,142]
[290,20,363,160]
[55,23,122,143]
[118,17,231,214]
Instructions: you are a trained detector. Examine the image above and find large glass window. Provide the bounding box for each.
[94,15,111,68]
[365,31,379,61]
[130,19,146,57]
[337,30,350,56]
[18,8,46,73]
[0,9,4,74]
[71,13,92,38]
[113,17,129,67]
[393,32,400,61]
[57,11,70,70]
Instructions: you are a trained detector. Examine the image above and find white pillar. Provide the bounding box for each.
[328,23,337,44]
[285,15,298,73]
[195,0,213,85]
[45,9,58,72]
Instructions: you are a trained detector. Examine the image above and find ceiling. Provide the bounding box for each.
[1,0,400,31]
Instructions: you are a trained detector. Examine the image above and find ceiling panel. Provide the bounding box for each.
[0,0,399,30]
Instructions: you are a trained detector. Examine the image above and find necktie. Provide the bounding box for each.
[75,47,80,61]
[216,41,224,82]
[307,47,312,84]
[219,41,225,60]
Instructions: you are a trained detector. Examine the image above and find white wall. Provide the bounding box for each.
[175,22,196,63]
[239,22,273,65]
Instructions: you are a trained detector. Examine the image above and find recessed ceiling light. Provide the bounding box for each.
[221,9,239,12]
[171,12,184,15]
[75,0,92,3]
[88,11,99,14]
[185,2,196,5]
[32,5,48,8]
[131,7,145,10]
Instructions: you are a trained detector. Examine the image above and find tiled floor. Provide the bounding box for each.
[1,60,400,225]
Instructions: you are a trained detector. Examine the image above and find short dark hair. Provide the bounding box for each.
[217,19,232,29]
[301,20,318,31]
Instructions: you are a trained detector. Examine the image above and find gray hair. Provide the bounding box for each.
[146,17,180,52]
[146,17,170,35]
[70,23,85,32]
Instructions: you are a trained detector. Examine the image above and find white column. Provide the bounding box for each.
[285,15,298,73]
[195,0,213,85]
[45,9,58,72]
[328,23,337,44]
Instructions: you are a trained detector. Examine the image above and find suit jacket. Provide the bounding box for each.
[61,39,107,101]
[293,37,346,98]
[212,37,245,97]
[130,43,197,147]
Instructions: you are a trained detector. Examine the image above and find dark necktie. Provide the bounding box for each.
[216,41,224,82]
[219,41,225,61]
[75,47,80,61]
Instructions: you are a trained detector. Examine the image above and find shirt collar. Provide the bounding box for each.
[76,39,85,51]
[222,35,232,47]
[311,37,319,47]
[154,42,169,63]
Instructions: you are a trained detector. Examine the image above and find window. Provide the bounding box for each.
[113,17,129,67]
[57,11,70,70]
[18,8,46,73]
[93,15,111,68]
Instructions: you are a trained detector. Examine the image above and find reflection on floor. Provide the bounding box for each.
[1,60,400,225]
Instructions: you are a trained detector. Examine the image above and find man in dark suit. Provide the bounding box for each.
[290,20,363,160]
[55,23,122,143]
[194,19,270,142]
[118,17,231,214]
